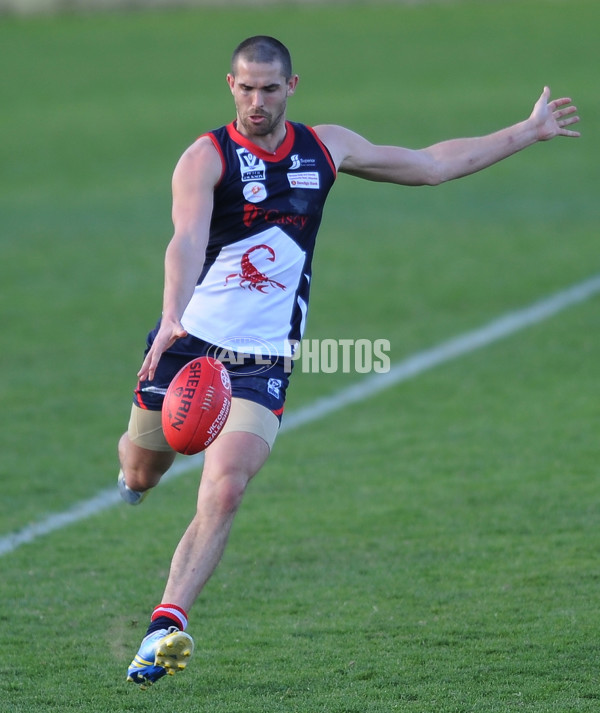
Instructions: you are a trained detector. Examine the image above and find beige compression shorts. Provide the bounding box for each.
[127,397,281,452]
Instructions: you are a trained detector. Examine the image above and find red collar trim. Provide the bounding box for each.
[226,121,296,162]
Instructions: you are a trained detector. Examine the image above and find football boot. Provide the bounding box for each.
[127,627,194,689]
[117,470,148,506]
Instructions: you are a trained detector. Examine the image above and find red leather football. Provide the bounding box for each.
[161,356,232,455]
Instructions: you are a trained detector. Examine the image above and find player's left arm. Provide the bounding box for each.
[315,86,580,186]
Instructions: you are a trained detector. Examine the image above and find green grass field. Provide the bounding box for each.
[1,1,599,710]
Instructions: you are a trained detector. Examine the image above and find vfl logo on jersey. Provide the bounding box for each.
[225,244,286,293]
[236,148,267,182]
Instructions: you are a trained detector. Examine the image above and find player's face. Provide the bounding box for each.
[227,59,298,143]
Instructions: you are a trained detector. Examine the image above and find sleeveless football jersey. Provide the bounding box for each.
[180,121,336,358]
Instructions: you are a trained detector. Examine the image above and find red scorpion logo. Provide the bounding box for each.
[225,244,286,293]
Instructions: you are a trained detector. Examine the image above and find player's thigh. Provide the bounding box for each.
[120,405,176,484]
[205,396,279,480]
[198,430,270,512]
[203,429,271,482]
[219,397,280,451]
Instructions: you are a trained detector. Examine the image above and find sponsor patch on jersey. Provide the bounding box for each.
[243,182,267,203]
[290,154,316,170]
[287,171,320,189]
[236,147,267,182]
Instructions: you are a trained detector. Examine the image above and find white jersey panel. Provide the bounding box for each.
[181,226,306,356]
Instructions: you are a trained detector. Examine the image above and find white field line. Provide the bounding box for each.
[2,273,600,557]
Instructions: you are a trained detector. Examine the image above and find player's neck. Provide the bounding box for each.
[234,120,288,155]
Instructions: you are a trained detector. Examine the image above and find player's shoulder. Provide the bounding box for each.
[312,124,367,170]
[313,123,366,145]
[181,133,222,163]
[174,134,223,185]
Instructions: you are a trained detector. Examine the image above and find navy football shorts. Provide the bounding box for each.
[133,329,289,420]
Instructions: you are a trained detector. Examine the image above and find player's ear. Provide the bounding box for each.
[286,74,299,97]
[226,73,235,93]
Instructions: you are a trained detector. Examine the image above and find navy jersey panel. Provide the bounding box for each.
[206,121,335,256]
[179,121,336,358]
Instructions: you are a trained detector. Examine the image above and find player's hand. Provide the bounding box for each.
[531,86,580,141]
[137,318,188,382]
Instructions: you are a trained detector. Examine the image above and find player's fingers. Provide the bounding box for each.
[137,350,156,381]
[552,96,573,109]
[561,114,580,125]
[137,327,187,380]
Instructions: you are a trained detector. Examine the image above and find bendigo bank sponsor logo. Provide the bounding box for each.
[243,203,308,229]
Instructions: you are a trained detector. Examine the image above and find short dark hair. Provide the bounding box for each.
[231,36,293,80]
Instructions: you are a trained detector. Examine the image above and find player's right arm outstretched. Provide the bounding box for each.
[315,86,580,187]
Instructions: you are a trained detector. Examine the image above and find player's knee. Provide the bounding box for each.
[201,470,251,516]
[217,474,249,514]
[118,432,175,490]
[123,464,161,492]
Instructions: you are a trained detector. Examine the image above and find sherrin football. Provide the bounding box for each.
[162,356,232,455]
